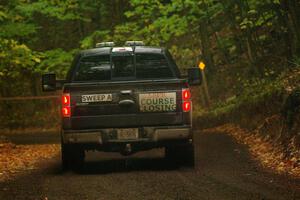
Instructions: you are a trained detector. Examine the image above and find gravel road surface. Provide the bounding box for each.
[0,131,299,200]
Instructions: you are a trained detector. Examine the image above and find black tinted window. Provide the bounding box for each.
[72,52,175,81]
[112,55,134,78]
[136,53,174,79]
[74,55,110,81]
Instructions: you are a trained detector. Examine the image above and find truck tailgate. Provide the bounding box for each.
[63,79,187,129]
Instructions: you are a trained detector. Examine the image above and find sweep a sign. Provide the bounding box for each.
[139,92,177,112]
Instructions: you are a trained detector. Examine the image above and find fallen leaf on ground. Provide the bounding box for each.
[203,124,300,178]
[0,142,59,181]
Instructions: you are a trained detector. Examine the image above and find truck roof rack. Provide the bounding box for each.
[95,42,115,48]
[125,41,144,46]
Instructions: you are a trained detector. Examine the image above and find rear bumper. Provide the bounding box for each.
[62,125,192,145]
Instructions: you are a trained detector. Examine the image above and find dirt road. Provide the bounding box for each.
[0,131,299,200]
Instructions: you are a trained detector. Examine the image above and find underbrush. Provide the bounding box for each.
[0,99,60,131]
[196,66,300,130]
[196,66,300,168]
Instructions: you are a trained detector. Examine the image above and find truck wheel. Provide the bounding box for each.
[165,144,195,168]
[182,144,195,167]
[61,143,85,171]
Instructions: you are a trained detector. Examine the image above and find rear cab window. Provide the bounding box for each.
[74,55,111,81]
[136,53,174,79]
[111,48,135,80]
[70,48,179,82]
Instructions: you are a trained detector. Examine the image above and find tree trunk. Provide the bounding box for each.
[214,32,230,65]
[199,19,214,73]
[282,0,300,55]
[271,1,293,58]
[245,31,260,75]
[30,73,41,96]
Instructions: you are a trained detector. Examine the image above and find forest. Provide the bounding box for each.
[1,0,300,185]
[0,0,299,129]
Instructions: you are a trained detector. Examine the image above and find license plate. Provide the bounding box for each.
[139,92,177,112]
[81,94,112,103]
[117,128,138,140]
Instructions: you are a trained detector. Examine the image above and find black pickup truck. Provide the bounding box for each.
[42,41,201,170]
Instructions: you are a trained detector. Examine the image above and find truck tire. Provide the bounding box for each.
[165,143,195,168]
[61,143,85,171]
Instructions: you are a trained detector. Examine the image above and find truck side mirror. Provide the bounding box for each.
[42,73,57,92]
[188,67,202,86]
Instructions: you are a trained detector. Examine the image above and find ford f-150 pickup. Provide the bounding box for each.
[42,41,201,170]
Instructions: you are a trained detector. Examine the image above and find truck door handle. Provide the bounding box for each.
[120,90,132,95]
[119,99,135,106]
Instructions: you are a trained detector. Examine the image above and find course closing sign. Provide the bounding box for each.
[139,92,176,112]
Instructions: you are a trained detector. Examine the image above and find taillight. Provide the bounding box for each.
[182,89,191,101]
[62,94,70,106]
[62,93,71,117]
[183,101,191,112]
[62,107,71,117]
[182,88,191,112]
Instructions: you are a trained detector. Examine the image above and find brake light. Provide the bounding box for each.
[62,107,71,117]
[182,89,191,101]
[62,93,71,117]
[62,94,70,106]
[183,101,191,112]
[182,88,191,112]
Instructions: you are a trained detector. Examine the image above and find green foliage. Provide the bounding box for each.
[80,30,112,49]
[169,46,200,69]
[0,0,299,129]
[0,39,41,78]
[1,0,297,79]
[112,23,140,45]
[16,0,92,21]
[0,4,37,40]
[293,56,300,67]
[0,22,37,38]
[36,49,75,78]
[207,70,293,118]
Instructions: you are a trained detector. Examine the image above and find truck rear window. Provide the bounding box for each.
[136,53,173,79]
[112,55,135,79]
[73,53,175,81]
[74,55,110,81]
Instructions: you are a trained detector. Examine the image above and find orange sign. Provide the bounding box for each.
[198,61,206,70]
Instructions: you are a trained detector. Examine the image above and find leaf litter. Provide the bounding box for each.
[0,142,59,181]
[203,124,300,178]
